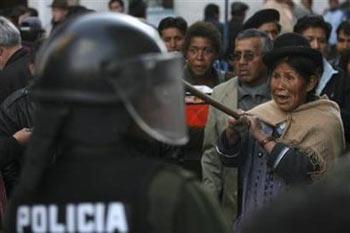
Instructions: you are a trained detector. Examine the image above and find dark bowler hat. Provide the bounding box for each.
[263,32,323,68]
[243,8,279,30]
[231,2,249,14]
[49,0,68,9]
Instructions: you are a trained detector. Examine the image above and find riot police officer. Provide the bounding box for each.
[6,13,228,233]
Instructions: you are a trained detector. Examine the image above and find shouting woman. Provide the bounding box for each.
[218,32,345,232]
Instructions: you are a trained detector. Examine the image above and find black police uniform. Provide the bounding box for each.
[5,13,229,233]
[7,144,228,233]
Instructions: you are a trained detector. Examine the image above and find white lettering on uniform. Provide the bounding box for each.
[49,205,65,232]
[95,203,104,232]
[32,205,47,233]
[106,203,129,233]
[66,204,75,233]
[78,203,94,232]
[17,206,30,233]
[16,202,129,233]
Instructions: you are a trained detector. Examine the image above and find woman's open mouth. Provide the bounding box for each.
[274,94,289,104]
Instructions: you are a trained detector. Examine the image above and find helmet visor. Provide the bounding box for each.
[105,53,188,145]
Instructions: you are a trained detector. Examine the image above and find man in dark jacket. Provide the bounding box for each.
[6,13,229,233]
[0,86,33,198]
[0,16,31,104]
[294,15,350,142]
[0,39,41,199]
[0,86,32,226]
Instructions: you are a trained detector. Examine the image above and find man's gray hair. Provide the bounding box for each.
[0,16,21,47]
[236,28,272,54]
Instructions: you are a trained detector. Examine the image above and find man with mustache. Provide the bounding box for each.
[201,29,272,229]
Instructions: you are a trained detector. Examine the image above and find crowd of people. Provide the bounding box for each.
[0,0,349,232]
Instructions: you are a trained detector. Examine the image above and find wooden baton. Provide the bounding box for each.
[183,79,241,119]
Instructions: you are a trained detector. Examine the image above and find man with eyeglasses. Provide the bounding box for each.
[202,29,272,230]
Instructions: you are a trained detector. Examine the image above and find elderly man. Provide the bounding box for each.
[0,16,31,104]
[201,29,272,229]
[294,15,350,143]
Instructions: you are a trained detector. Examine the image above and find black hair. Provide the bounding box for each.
[158,16,187,36]
[182,21,222,55]
[128,0,147,18]
[20,19,45,44]
[3,4,25,27]
[204,3,219,20]
[108,0,124,9]
[230,2,249,17]
[270,55,323,100]
[294,15,332,41]
[336,20,350,37]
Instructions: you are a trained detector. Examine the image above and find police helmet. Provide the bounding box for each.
[33,13,188,145]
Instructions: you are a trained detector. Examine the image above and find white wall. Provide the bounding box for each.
[27,0,52,31]
[79,0,109,12]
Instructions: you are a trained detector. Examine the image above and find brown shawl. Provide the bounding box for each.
[248,95,345,178]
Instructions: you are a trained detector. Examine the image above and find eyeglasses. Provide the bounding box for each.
[231,52,259,62]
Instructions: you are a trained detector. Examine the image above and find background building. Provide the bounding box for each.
[27,0,330,32]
